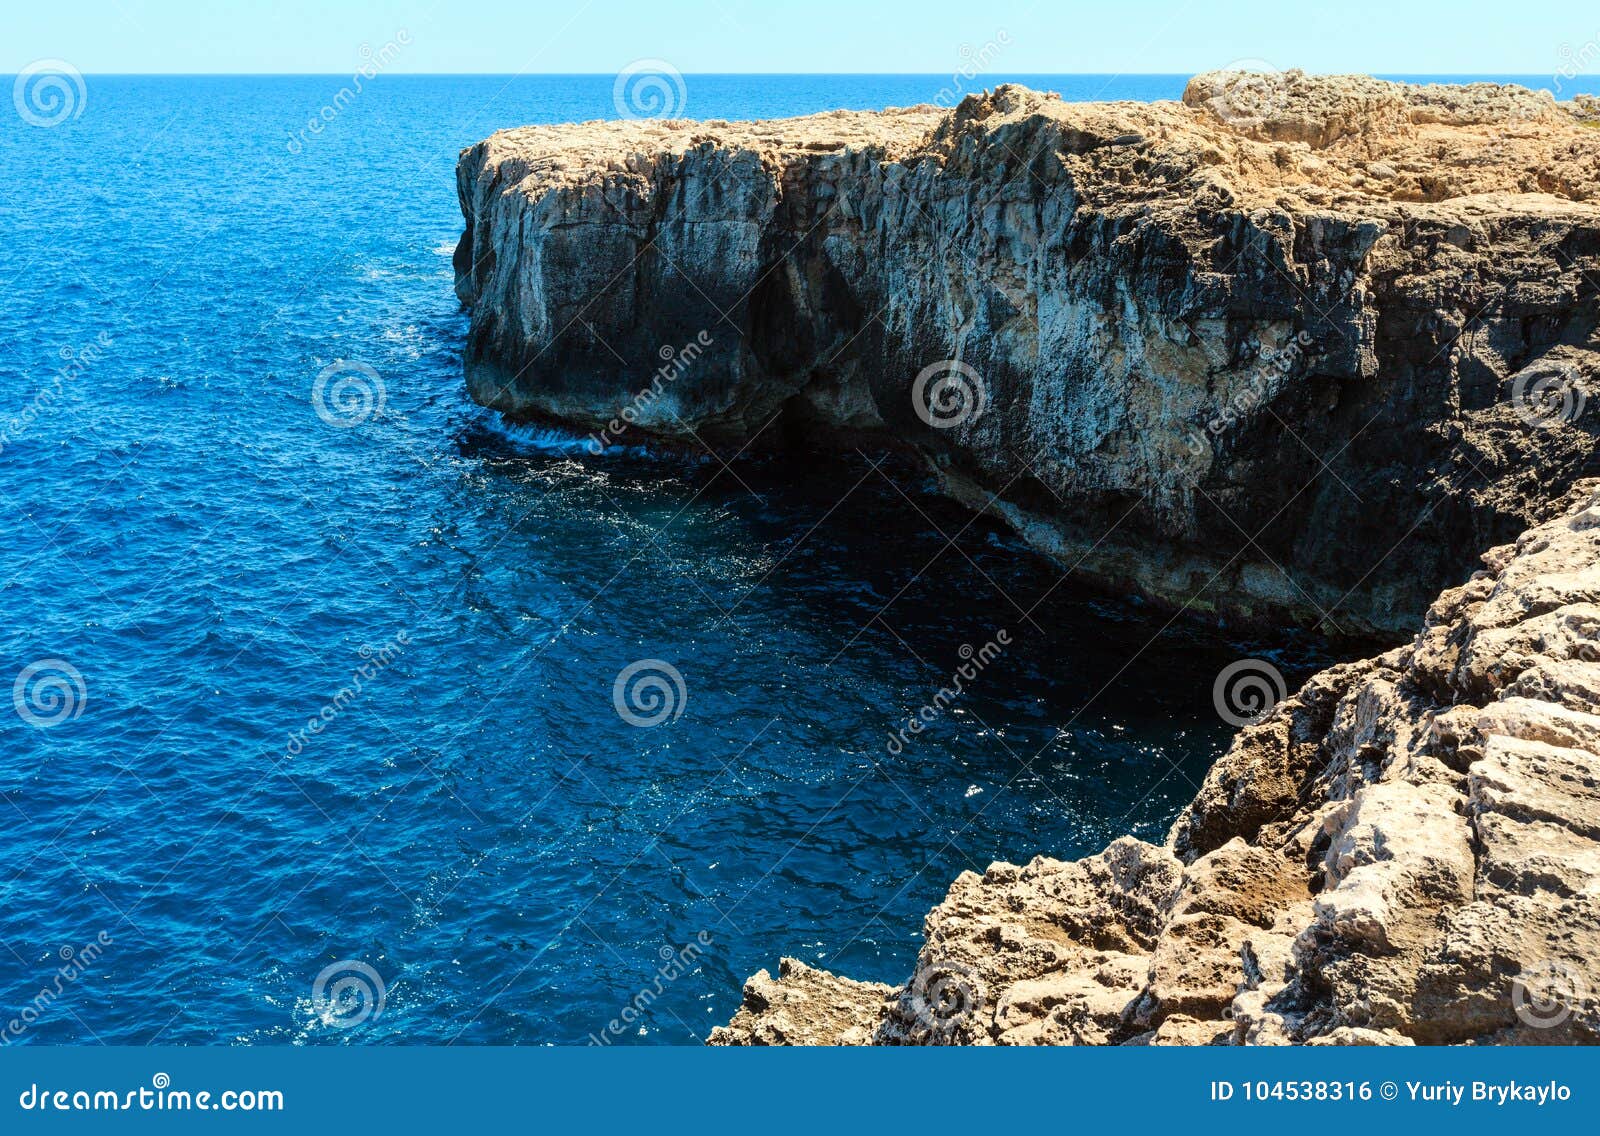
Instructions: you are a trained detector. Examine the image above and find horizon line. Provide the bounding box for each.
[0,70,1578,78]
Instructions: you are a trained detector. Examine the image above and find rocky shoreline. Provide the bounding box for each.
[711,477,1600,1044]
[455,71,1600,636]
[453,73,1600,1044]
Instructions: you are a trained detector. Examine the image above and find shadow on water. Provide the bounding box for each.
[425,425,1353,1045]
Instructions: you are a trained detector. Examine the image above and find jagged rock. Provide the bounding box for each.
[456,73,1600,634]
[712,481,1600,1045]
[707,958,892,1046]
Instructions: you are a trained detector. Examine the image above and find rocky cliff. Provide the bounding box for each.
[455,71,1600,636]
[711,478,1600,1045]
[453,73,1600,1045]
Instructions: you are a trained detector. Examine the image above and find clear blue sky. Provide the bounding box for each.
[5,0,1594,74]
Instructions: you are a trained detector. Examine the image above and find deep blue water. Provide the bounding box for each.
[1,72,1585,1046]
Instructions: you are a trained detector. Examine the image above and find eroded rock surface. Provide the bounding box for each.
[710,480,1600,1045]
[457,71,1600,634]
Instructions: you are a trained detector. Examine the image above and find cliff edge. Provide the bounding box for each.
[456,71,1600,635]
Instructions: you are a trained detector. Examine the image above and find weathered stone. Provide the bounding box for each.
[708,957,892,1046]
[456,74,1600,635]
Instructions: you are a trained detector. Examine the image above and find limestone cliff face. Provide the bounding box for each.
[456,72,1600,635]
[711,479,1600,1046]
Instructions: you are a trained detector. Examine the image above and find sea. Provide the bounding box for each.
[2,72,1591,1044]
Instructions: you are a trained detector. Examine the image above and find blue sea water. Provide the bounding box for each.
[1,72,1589,1046]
